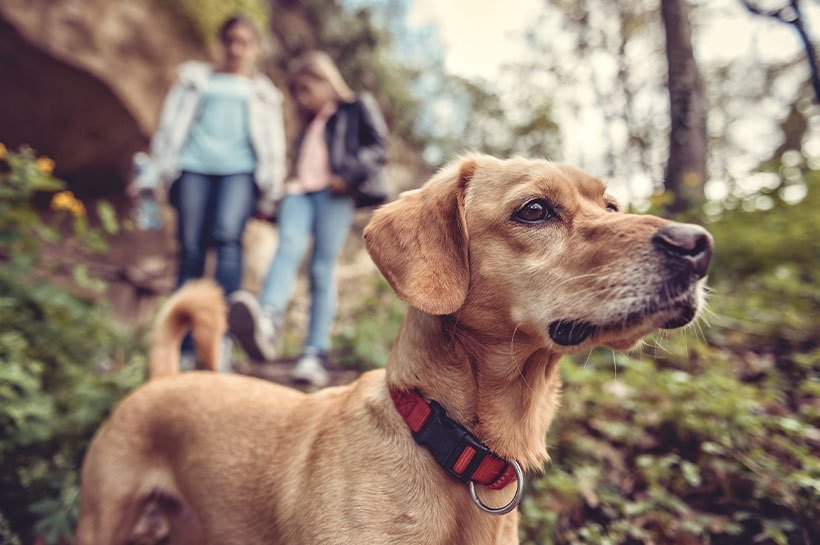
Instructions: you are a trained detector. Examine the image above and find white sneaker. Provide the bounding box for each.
[228,291,279,362]
[218,336,234,373]
[290,352,330,388]
[180,351,197,372]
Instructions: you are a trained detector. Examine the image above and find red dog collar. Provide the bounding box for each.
[389,388,518,491]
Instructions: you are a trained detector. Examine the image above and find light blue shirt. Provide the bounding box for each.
[178,73,257,175]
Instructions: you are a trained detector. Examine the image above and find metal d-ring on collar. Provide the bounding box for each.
[468,459,524,515]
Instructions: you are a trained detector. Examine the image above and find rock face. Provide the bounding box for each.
[0,0,206,196]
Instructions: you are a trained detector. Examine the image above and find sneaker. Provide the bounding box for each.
[291,351,330,388]
[180,351,197,372]
[228,291,279,362]
[218,336,234,373]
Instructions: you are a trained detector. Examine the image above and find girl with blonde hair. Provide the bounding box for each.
[229,50,389,386]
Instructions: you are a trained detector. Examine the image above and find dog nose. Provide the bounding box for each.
[652,223,713,278]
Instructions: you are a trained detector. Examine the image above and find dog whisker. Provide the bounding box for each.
[510,323,535,395]
[652,332,672,356]
[568,349,594,412]
[608,350,616,381]
[692,317,708,345]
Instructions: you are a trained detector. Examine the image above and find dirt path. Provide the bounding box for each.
[234,358,361,390]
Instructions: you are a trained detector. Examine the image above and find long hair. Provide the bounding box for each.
[290,51,355,120]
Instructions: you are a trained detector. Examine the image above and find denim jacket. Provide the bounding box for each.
[133,61,287,215]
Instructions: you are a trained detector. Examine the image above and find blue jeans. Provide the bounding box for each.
[259,189,355,352]
[173,171,257,295]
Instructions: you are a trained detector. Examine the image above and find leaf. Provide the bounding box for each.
[72,263,106,293]
[72,215,88,236]
[680,460,702,487]
[28,175,63,193]
[95,200,119,235]
[36,225,61,244]
[28,498,61,516]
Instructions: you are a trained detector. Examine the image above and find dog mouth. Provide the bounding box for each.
[548,320,595,346]
[658,303,697,329]
[548,288,700,346]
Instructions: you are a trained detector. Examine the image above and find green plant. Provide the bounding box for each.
[519,334,818,544]
[0,145,119,289]
[158,0,270,45]
[332,276,406,370]
[701,169,820,350]
[0,145,143,543]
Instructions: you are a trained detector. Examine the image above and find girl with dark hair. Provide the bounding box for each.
[131,15,286,370]
[229,50,389,387]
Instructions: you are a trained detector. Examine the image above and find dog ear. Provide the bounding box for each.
[364,158,476,315]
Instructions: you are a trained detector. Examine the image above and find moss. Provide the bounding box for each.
[157,0,270,45]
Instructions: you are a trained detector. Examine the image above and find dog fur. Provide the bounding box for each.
[148,280,227,379]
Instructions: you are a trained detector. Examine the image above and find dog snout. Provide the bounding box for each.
[652,223,713,278]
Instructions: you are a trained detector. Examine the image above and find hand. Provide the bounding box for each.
[256,198,279,221]
[126,185,155,201]
[329,175,348,195]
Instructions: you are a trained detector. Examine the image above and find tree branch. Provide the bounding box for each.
[740,0,820,102]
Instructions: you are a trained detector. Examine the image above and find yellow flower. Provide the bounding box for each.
[50,191,86,217]
[72,201,86,217]
[37,157,55,175]
[0,143,7,159]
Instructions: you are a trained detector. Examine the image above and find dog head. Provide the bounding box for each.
[364,154,713,353]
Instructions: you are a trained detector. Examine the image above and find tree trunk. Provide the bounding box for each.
[660,0,707,214]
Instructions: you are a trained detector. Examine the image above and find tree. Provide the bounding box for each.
[740,0,820,103]
[660,0,707,214]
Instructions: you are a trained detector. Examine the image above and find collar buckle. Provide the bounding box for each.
[411,399,490,483]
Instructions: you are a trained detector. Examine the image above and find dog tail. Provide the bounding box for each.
[148,280,227,380]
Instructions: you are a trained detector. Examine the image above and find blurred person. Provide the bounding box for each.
[130,14,287,371]
[229,50,388,387]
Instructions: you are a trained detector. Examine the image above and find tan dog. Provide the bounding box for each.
[76,154,712,545]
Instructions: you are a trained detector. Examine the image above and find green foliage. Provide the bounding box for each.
[0,145,143,543]
[0,147,62,256]
[0,268,145,543]
[332,277,405,369]
[158,0,270,44]
[0,512,22,545]
[698,169,820,350]
[0,145,118,269]
[707,169,820,283]
[519,337,818,545]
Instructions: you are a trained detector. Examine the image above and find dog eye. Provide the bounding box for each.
[513,199,555,223]
[606,202,619,213]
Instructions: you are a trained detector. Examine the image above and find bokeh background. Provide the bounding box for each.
[1,1,818,543]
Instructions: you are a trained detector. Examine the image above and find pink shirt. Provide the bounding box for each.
[289,103,337,194]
